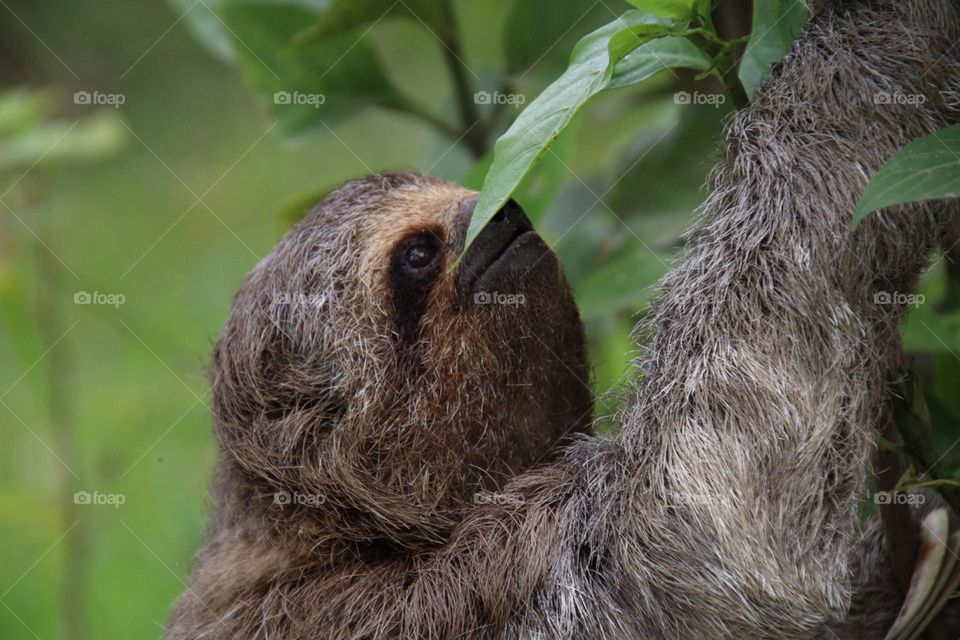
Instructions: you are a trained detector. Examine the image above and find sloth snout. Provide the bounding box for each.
[455,199,550,305]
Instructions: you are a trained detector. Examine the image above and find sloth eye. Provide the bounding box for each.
[390,233,444,343]
[401,238,440,273]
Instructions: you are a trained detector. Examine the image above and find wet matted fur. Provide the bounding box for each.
[166,0,960,638]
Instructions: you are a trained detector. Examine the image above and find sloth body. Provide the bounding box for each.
[167,0,960,638]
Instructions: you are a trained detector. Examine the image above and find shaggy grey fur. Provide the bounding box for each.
[166,0,960,637]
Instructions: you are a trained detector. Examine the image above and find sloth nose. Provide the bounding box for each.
[458,199,533,276]
[489,200,528,227]
[455,199,549,304]
[466,199,533,258]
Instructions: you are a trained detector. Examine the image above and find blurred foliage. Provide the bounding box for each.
[0,0,958,638]
[855,123,960,225]
[0,90,125,170]
[220,1,406,135]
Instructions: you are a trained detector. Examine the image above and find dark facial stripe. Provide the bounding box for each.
[388,232,445,345]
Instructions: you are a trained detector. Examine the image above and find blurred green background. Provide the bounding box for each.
[2,1,959,638]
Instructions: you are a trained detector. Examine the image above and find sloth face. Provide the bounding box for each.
[212,173,592,545]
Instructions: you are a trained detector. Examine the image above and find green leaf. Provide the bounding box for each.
[516,116,580,224]
[854,123,960,226]
[738,0,808,98]
[220,0,404,135]
[606,15,687,59]
[167,0,235,62]
[464,10,688,260]
[294,0,448,43]
[693,0,712,22]
[607,36,712,90]
[623,0,696,20]
[574,249,669,319]
[461,117,580,226]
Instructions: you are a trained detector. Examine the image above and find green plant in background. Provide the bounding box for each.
[173,0,809,341]
[171,0,734,409]
[0,87,125,640]
[853,122,960,506]
[464,0,811,249]
[177,0,960,421]
[1,0,959,636]
[465,0,770,250]
[185,0,960,511]
[175,0,810,250]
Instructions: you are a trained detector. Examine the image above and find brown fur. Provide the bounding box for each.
[167,0,960,637]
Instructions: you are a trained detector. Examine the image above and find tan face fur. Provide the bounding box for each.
[211,173,593,546]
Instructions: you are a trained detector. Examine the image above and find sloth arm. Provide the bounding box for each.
[408,1,960,637]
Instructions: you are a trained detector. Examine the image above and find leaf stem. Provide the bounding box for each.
[34,239,88,640]
[391,95,464,140]
[438,0,487,157]
[711,42,749,109]
[892,375,960,513]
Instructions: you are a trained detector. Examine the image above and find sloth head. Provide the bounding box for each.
[212,173,592,546]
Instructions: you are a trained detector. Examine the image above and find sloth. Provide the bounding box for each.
[166,0,960,638]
